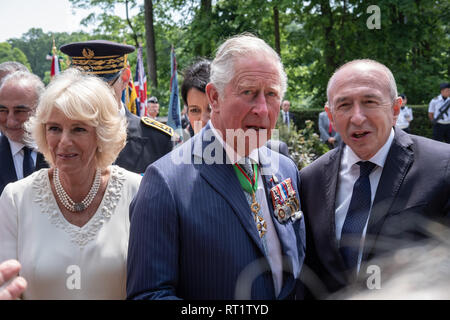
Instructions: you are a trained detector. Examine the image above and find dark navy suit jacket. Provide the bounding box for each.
[127,124,306,300]
[299,128,450,297]
[0,135,48,195]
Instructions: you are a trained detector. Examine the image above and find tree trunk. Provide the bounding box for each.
[144,0,157,88]
[125,0,139,47]
[320,0,336,74]
[273,6,281,57]
[194,0,212,56]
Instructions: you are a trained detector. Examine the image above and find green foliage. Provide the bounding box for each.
[276,120,328,170]
[408,105,433,139]
[284,0,449,107]
[291,107,324,133]
[0,42,31,71]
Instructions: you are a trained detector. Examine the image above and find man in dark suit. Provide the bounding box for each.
[280,100,294,129]
[127,34,305,300]
[60,40,174,175]
[299,59,450,298]
[0,71,48,194]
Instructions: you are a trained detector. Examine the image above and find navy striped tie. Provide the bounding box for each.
[340,161,376,271]
[22,146,35,178]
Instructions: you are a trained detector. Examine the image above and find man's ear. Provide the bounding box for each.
[392,96,401,124]
[120,68,131,91]
[206,83,220,113]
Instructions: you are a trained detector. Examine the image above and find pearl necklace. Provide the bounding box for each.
[53,167,102,212]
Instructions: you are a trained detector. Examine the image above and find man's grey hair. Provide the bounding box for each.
[210,33,287,99]
[0,71,45,102]
[326,59,398,107]
[0,61,30,82]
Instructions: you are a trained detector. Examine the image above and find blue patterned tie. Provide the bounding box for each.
[22,146,35,178]
[340,161,376,271]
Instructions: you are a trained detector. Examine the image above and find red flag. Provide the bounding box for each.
[134,47,147,117]
[50,54,60,77]
[49,39,60,78]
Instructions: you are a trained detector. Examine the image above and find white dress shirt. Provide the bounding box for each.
[8,139,37,180]
[335,128,395,273]
[281,110,290,127]
[209,121,283,295]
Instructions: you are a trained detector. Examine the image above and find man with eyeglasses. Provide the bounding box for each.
[60,40,174,175]
[0,71,48,195]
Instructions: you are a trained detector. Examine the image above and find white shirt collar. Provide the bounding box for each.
[8,139,26,156]
[344,128,395,169]
[208,120,259,165]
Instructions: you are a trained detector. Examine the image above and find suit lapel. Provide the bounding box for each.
[35,152,48,170]
[320,146,350,280]
[0,136,18,185]
[362,129,414,262]
[194,125,266,256]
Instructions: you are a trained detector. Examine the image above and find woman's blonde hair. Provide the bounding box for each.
[29,68,127,169]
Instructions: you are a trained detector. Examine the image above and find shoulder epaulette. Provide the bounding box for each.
[141,117,174,137]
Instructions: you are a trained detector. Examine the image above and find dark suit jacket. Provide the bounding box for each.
[298,128,450,298]
[0,135,48,195]
[115,108,173,174]
[127,124,306,300]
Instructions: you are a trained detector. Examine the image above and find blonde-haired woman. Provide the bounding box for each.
[0,68,141,299]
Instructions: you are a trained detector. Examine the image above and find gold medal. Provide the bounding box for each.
[250,193,260,214]
[250,193,266,238]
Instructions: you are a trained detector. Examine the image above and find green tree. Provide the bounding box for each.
[284,0,449,107]
[0,42,31,71]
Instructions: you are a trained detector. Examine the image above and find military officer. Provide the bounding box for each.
[60,40,174,174]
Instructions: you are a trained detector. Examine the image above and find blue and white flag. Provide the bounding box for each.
[167,45,183,143]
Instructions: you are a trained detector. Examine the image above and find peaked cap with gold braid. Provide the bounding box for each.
[60,40,135,82]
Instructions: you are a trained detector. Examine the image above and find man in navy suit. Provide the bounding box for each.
[127,34,306,300]
[0,71,48,195]
[299,59,450,298]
